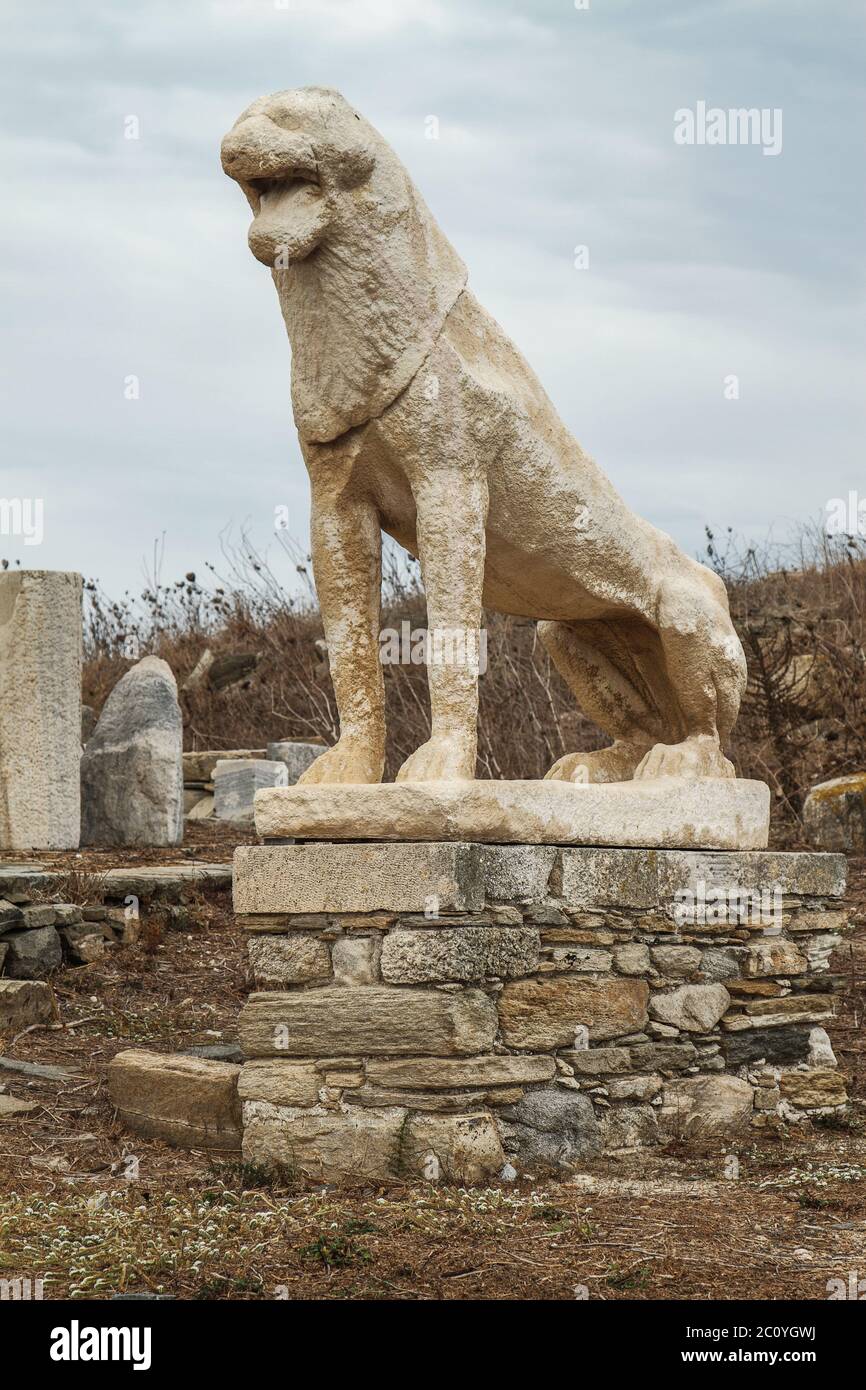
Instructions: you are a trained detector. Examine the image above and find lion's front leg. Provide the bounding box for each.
[298,476,386,786]
[396,469,488,784]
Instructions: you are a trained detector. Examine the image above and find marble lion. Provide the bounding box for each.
[221,87,746,787]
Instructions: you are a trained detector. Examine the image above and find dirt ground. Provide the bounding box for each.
[1,830,864,1302]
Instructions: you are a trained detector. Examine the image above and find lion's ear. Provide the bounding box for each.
[330,142,376,189]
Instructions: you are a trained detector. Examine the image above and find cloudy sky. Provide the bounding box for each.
[1,0,863,597]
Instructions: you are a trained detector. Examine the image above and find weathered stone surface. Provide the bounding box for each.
[474,845,556,903]
[81,657,183,847]
[254,779,770,850]
[722,1024,813,1067]
[744,940,808,978]
[561,1046,633,1076]
[380,926,538,984]
[0,942,7,973]
[0,570,82,850]
[365,1054,556,1089]
[613,942,650,975]
[628,1040,698,1071]
[59,928,105,965]
[267,740,325,784]
[108,1049,241,1150]
[214,758,287,822]
[242,1100,405,1180]
[550,946,613,972]
[807,1027,837,1067]
[403,1112,505,1182]
[0,979,53,1031]
[651,945,702,977]
[237,1059,321,1107]
[657,850,846,901]
[0,1094,40,1119]
[499,976,648,1048]
[1,925,61,979]
[660,1075,754,1138]
[779,1068,847,1108]
[0,900,22,928]
[649,983,730,1032]
[248,934,331,988]
[332,935,380,985]
[499,1089,602,1167]
[803,773,866,852]
[557,848,662,909]
[233,842,485,916]
[187,794,215,821]
[602,1104,660,1149]
[183,749,266,782]
[239,987,497,1057]
[699,948,742,982]
[348,1085,485,1112]
[724,995,835,1029]
[607,1074,662,1101]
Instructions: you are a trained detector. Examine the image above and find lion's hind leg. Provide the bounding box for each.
[539,618,683,784]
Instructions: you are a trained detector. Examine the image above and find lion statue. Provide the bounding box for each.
[221,87,746,787]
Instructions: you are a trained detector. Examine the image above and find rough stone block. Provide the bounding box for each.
[657,850,846,901]
[779,1068,847,1108]
[649,983,730,1032]
[601,1104,660,1149]
[403,1111,505,1182]
[233,842,485,916]
[803,774,866,853]
[0,570,82,850]
[473,845,557,903]
[659,1075,754,1138]
[0,979,53,1031]
[107,1049,241,1150]
[267,740,325,784]
[744,940,808,978]
[380,926,539,984]
[214,758,287,823]
[248,934,331,988]
[0,926,61,979]
[722,1024,813,1067]
[499,1089,602,1167]
[239,986,497,1057]
[498,976,648,1048]
[365,1054,556,1089]
[331,935,380,985]
[242,1100,405,1180]
[237,1060,321,1108]
[556,848,661,909]
[182,749,266,782]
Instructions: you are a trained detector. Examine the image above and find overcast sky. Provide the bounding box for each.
[1,0,863,598]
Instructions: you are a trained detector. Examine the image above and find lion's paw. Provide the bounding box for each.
[296,740,383,786]
[633,736,736,781]
[396,735,475,783]
[544,742,651,785]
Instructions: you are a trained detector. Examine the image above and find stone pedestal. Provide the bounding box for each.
[0,570,82,850]
[234,840,849,1183]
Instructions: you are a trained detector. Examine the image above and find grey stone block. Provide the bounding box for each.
[214,758,287,823]
[499,1088,603,1167]
[267,740,325,784]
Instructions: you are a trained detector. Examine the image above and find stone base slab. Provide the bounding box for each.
[107,1049,242,1151]
[231,840,849,1183]
[253,777,771,850]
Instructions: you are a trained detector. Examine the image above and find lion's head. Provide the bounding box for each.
[221,88,467,444]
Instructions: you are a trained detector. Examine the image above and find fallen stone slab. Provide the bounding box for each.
[0,979,54,1031]
[107,1049,242,1150]
[0,1094,41,1119]
[253,777,771,850]
[183,749,267,782]
[0,1055,79,1080]
[81,656,184,847]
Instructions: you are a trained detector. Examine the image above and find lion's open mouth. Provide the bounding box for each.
[246,175,329,267]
